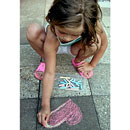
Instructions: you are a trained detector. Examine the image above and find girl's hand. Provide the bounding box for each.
[77,61,94,74]
[37,105,50,127]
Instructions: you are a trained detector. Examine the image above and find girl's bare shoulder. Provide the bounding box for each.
[44,26,59,50]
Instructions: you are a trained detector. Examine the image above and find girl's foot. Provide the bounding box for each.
[35,62,56,80]
[72,58,93,79]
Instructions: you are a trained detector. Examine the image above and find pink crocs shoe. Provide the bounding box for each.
[72,58,93,79]
[35,62,45,80]
[35,62,56,80]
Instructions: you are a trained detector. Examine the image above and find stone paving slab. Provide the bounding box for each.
[37,96,100,130]
[99,1,110,8]
[20,45,40,66]
[56,54,74,66]
[20,66,91,99]
[93,96,110,130]
[20,66,40,99]
[20,28,29,44]
[44,0,53,16]
[101,8,110,17]
[88,64,110,95]
[20,0,46,44]
[102,16,110,28]
[20,91,110,130]
[20,0,45,28]
[20,98,37,130]
[49,73,91,97]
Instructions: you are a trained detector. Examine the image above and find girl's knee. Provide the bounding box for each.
[90,34,101,53]
[95,34,101,52]
[26,23,44,41]
[86,41,101,57]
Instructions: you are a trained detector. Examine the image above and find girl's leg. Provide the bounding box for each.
[71,34,101,61]
[26,23,46,78]
[71,34,101,76]
[26,23,46,59]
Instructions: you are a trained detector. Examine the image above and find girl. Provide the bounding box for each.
[26,0,108,127]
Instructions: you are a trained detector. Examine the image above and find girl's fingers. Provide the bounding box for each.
[46,114,50,123]
[77,62,85,67]
[78,68,83,72]
[80,60,85,64]
[37,113,42,124]
[78,66,84,70]
[77,64,84,67]
[41,115,46,126]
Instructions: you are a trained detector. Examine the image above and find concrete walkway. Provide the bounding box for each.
[20,0,110,130]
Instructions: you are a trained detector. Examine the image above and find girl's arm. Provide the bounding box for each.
[75,21,108,70]
[90,21,108,67]
[75,21,108,66]
[41,27,58,107]
[37,26,59,127]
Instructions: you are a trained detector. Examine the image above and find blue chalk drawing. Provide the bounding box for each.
[59,77,82,90]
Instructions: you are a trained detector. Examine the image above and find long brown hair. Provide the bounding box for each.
[46,0,102,46]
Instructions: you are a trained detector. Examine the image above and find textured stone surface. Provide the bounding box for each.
[56,54,73,66]
[51,73,91,97]
[20,66,40,99]
[20,0,45,28]
[20,27,29,44]
[101,7,110,17]
[39,73,91,98]
[20,67,91,99]
[20,0,46,44]
[20,45,40,66]
[20,98,37,130]
[102,16,110,28]
[88,64,110,95]
[44,0,53,16]
[99,1,110,8]
[93,96,110,130]
[37,96,100,130]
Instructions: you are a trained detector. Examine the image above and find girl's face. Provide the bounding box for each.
[54,25,84,43]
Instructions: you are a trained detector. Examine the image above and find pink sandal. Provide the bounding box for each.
[72,58,93,79]
[35,62,45,80]
[35,62,56,80]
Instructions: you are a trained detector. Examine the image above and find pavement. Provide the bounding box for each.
[20,0,110,130]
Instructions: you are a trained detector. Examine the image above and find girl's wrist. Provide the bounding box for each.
[41,98,50,107]
[41,102,50,108]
